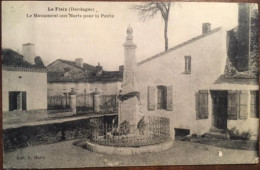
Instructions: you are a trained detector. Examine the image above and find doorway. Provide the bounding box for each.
[9,91,26,111]
[211,91,228,129]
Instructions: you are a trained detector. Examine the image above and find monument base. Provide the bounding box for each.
[118,96,140,133]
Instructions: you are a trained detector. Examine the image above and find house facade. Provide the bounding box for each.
[2,44,47,112]
[126,4,258,139]
[47,58,123,109]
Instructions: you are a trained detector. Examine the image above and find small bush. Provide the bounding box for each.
[119,120,130,135]
[228,127,252,140]
[240,131,252,140]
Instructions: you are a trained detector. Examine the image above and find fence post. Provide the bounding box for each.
[84,89,87,107]
[69,88,77,115]
[93,88,101,113]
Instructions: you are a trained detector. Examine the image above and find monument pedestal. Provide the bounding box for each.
[119,96,140,133]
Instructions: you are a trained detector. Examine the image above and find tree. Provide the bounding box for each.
[131,2,171,51]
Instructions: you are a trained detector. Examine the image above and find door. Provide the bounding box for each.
[211,91,228,129]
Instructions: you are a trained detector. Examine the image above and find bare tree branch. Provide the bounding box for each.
[131,1,172,51]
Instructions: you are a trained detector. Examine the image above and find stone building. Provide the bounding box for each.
[47,58,123,109]
[119,4,258,139]
[2,43,47,121]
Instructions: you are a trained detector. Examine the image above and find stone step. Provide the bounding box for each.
[209,127,227,134]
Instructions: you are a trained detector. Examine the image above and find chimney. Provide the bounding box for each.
[75,58,83,68]
[96,62,103,77]
[22,43,35,64]
[202,23,211,34]
[236,3,251,71]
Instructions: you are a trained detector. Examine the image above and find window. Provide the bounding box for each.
[157,86,167,109]
[184,56,191,74]
[250,91,259,118]
[148,85,173,111]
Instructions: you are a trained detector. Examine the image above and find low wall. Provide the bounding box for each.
[3,109,48,124]
[83,140,174,155]
[3,115,117,152]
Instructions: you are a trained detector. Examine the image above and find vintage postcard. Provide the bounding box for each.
[2,1,259,169]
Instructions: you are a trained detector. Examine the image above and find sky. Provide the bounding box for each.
[2,1,239,70]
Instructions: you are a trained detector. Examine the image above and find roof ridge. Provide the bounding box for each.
[137,27,222,66]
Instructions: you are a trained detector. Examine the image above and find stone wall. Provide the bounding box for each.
[3,115,116,152]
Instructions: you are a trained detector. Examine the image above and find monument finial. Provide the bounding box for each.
[126,25,133,41]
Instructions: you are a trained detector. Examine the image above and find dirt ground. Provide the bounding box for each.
[3,139,259,169]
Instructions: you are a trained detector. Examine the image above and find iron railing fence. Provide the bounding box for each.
[89,116,170,147]
[47,94,118,112]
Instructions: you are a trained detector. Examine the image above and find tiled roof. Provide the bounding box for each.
[1,49,46,69]
[214,76,258,85]
[58,59,96,71]
[137,27,222,66]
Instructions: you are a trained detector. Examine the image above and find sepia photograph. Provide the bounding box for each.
[1,1,259,169]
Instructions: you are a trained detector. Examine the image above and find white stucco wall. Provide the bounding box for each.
[136,28,229,135]
[2,70,47,111]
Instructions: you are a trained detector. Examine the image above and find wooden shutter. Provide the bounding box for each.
[148,86,156,110]
[22,92,27,110]
[198,90,209,119]
[227,90,239,120]
[239,90,248,119]
[166,86,173,111]
[250,91,259,118]
[188,57,191,73]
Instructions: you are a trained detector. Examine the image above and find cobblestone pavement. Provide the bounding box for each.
[3,140,259,169]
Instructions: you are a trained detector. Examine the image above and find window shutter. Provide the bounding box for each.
[198,90,208,119]
[239,90,248,119]
[188,57,191,73]
[250,91,259,118]
[227,90,238,120]
[22,92,27,110]
[148,86,156,110]
[166,86,173,111]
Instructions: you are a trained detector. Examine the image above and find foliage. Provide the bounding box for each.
[227,127,252,140]
[119,120,130,135]
[223,6,258,79]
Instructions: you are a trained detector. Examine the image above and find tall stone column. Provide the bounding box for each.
[119,26,140,133]
[69,88,77,115]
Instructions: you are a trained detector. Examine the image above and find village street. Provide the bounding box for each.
[4,139,258,168]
